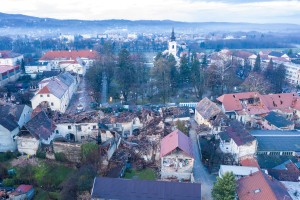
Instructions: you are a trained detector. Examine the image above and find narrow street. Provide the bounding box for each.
[66,77,93,114]
[189,119,216,200]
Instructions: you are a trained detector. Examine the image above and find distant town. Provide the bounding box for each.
[0,12,300,200]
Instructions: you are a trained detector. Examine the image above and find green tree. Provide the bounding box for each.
[176,121,189,135]
[287,49,293,56]
[253,54,261,73]
[264,58,274,80]
[168,54,179,93]
[273,64,286,93]
[117,49,136,102]
[212,172,236,200]
[152,56,171,103]
[179,55,191,85]
[190,52,204,98]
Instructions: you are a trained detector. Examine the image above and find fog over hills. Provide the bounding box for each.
[0,12,300,36]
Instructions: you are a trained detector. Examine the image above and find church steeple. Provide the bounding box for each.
[171,28,176,41]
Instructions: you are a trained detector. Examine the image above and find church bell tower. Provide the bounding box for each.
[168,28,177,57]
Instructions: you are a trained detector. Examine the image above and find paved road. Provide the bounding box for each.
[189,119,216,200]
[66,77,93,114]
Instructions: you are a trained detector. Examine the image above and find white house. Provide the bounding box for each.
[160,129,194,181]
[17,111,56,155]
[55,122,114,143]
[39,50,99,71]
[25,62,51,78]
[0,51,23,66]
[31,72,76,113]
[219,121,257,162]
[0,116,19,152]
[219,165,259,179]
[58,59,86,76]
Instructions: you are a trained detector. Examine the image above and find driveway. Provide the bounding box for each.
[189,118,216,200]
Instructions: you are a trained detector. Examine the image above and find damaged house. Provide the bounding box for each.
[102,111,142,138]
[160,129,194,182]
[53,111,114,143]
[0,104,32,152]
[194,97,230,133]
[217,92,300,128]
[17,111,56,155]
[219,120,257,162]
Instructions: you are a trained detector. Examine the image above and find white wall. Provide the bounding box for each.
[0,55,23,66]
[0,126,19,152]
[17,136,39,155]
[17,105,33,127]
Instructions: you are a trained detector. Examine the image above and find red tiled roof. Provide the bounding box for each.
[240,157,260,168]
[37,86,51,94]
[237,171,292,200]
[217,92,262,112]
[16,185,33,193]
[160,129,194,158]
[217,92,300,114]
[40,50,99,61]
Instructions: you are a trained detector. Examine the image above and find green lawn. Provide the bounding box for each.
[124,168,156,180]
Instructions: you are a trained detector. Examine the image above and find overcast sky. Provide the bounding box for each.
[1,0,300,24]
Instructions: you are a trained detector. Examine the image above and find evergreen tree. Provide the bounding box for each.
[253,54,261,73]
[264,58,274,80]
[117,49,136,102]
[212,172,236,200]
[179,55,191,85]
[190,53,204,98]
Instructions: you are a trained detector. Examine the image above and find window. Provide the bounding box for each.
[81,136,85,140]
[77,125,82,131]
[51,102,54,106]
[68,125,71,130]
[47,94,50,97]
[40,94,43,97]
[56,130,59,134]
[93,125,97,129]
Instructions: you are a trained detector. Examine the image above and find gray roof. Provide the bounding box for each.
[264,111,293,128]
[250,130,300,152]
[0,115,19,131]
[23,111,55,140]
[91,177,201,200]
[196,97,221,120]
[57,72,75,87]
[273,160,293,170]
[46,80,68,99]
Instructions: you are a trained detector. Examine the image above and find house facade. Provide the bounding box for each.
[31,72,76,113]
[219,121,257,161]
[17,111,56,155]
[0,51,23,66]
[0,117,19,152]
[160,129,194,181]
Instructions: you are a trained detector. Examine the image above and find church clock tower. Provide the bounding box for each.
[168,28,177,57]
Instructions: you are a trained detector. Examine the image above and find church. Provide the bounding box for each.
[162,28,180,66]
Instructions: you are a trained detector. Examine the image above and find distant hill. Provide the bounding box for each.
[0,12,300,36]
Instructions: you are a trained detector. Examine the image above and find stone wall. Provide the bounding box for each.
[53,142,82,163]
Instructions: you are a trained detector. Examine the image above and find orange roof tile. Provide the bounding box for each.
[40,50,99,61]
[37,86,50,94]
[237,171,292,200]
[240,157,260,168]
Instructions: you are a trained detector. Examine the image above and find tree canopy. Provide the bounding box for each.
[212,172,236,200]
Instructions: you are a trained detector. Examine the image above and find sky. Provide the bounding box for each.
[1,0,300,24]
